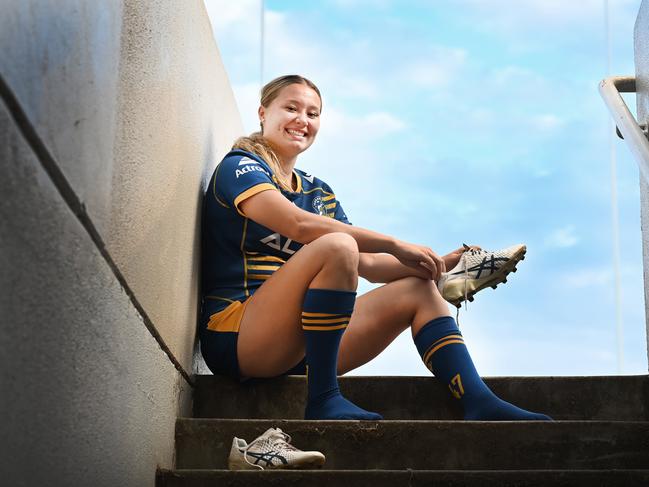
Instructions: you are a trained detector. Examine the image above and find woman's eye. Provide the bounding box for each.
[286,106,296,111]
[308,112,320,118]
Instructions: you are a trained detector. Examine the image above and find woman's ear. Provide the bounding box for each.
[258,106,266,133]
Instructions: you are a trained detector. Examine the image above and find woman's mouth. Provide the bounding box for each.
[286,129,306,138]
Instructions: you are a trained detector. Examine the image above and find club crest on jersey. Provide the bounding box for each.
[312,196,327,216]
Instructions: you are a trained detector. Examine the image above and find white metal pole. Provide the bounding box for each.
[605,0,624,374]
[260,0,265,90]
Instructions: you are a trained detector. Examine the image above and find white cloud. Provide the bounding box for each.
[259,11,382,102]
[264,11,323,73]
[323,108,406,139]
[531,114,565,132]
[461,0,600,23]
[533,168,553,178]
[490,66,541,87]
[561,268,613,288]
[402,48,468,88]
[453,0,642,60]
[203,0,260,42]
[486,65,556,103]
[329,0,393,10]
[331,77,380,99]
[545,225,579,248]
[457,0,639,31]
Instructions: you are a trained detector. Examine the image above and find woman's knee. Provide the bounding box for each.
[398,276,435,292]
[395,276,445,307]
[311,232,360,270]
[393,277,450,328]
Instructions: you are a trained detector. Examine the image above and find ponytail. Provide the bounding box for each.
[232,133,293,192]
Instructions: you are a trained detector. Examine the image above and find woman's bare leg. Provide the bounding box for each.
[337,276,450,374]
[337,276,552,421]
[237,232,359,378]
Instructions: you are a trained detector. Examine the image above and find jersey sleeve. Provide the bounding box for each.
[333,199,352,225]
[320,181,352,225]
[212,154,278,216]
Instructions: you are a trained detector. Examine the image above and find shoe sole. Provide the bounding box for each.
[228,455,326,471]
[443,245,526,308]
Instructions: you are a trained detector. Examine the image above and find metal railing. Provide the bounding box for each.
[599,76,649,185]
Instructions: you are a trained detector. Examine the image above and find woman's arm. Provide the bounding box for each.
[238,189,447,280]
[359,247,472,284]
[359,253,430,283]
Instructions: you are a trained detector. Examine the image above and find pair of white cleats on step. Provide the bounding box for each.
[437,244,527,308]
[228,427,325,470]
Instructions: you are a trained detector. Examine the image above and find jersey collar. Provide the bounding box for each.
[292,170,303,193]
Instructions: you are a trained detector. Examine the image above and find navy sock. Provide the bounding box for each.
[302,288,382,420]
[414,316,552,421]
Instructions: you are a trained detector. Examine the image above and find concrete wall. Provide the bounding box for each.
[635,0,649,369]
[0,0,242,485]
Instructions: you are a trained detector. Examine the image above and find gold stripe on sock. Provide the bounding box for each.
[431,334,464,346]
[301,317,350,325]
[302,323,349,331]
[301,311,349,318]
[423,335,465,365]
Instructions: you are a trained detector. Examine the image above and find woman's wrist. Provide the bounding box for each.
[384,236,399,255]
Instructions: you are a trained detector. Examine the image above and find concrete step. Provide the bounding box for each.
[193,374,649,421]
[157,469,649,487]
[175,419,649,470]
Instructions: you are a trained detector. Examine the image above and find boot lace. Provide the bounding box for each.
[457,243,487,326]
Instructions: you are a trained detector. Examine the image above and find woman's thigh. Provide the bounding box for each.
[237,233,358,378]
[337,277,451,375]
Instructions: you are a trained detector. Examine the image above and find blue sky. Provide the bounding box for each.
[204,0,646,377]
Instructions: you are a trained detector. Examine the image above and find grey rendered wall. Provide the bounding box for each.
[635,0,649,368]
[0,0,242,485]
[0,99,189,483]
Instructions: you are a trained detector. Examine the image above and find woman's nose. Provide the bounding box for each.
[295,112,307,125]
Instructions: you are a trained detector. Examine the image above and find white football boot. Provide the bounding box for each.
[228,427,326,470]
[438,244,526,308]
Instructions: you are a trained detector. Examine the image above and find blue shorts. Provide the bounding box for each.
[200,298,306,380]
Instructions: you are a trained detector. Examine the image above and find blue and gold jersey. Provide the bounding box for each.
[201,149,352,322]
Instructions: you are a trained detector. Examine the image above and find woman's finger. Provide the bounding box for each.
[426,252,439,276]
[419,259,436,279]
[433,256,443,281]
[435,251,446,274]
[426,248,445,279]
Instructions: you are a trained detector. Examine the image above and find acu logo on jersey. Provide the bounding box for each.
[235,157,269,179]
[260,233,299,255]
[312,196,327,216]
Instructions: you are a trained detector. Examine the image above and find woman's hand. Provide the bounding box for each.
[442,244,482,270]
[390,240,446,281]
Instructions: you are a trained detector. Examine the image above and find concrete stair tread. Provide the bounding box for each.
[193,374,649,421]
[157,468,649,487]
[175,418,649,470]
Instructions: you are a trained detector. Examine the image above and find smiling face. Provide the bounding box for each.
[258,83,322,164]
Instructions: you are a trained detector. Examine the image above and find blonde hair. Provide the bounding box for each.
[232,75,322,192]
